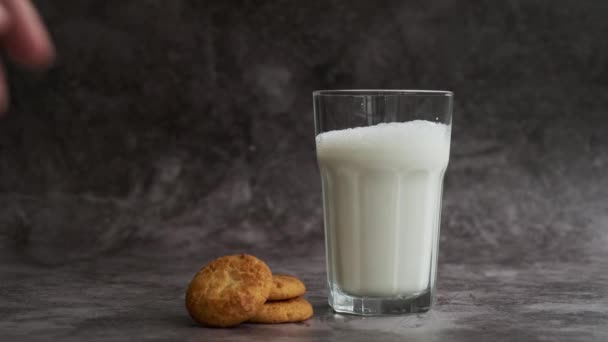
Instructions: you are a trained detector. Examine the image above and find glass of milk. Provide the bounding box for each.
[313,90,453,315]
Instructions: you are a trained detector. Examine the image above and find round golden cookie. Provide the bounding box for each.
[248,297,314,324]
[185,254,273,328]
[268,274,307,301]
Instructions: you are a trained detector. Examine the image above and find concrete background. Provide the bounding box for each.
[0,0,607,265]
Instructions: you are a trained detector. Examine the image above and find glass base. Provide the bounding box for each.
[328,284,432,316]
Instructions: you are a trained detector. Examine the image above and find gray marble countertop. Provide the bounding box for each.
[1,249,607,342]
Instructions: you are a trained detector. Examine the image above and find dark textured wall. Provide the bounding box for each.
[0,0,607,265]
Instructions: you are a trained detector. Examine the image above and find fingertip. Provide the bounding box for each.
[21,39,55,69]
[6,32,55,70]
[4,0,55,70]
[11,22,56,69]
[0,4,11,34]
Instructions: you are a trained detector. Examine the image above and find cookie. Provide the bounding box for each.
[268,274,307,301]
[248,297,314,324]
[185,254,273,328]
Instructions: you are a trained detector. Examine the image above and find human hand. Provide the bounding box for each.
[0,0,54,113]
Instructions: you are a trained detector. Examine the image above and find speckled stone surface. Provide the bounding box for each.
[1,0,608,340]
[1,251,607,341]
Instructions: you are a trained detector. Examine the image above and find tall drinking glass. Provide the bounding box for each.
[313,90,453,315]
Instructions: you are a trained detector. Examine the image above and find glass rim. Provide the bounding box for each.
[313,89,453,97]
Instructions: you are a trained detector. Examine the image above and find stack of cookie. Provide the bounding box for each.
[186,254,313,328]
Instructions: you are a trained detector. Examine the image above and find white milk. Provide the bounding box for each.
[316,120,450,297]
